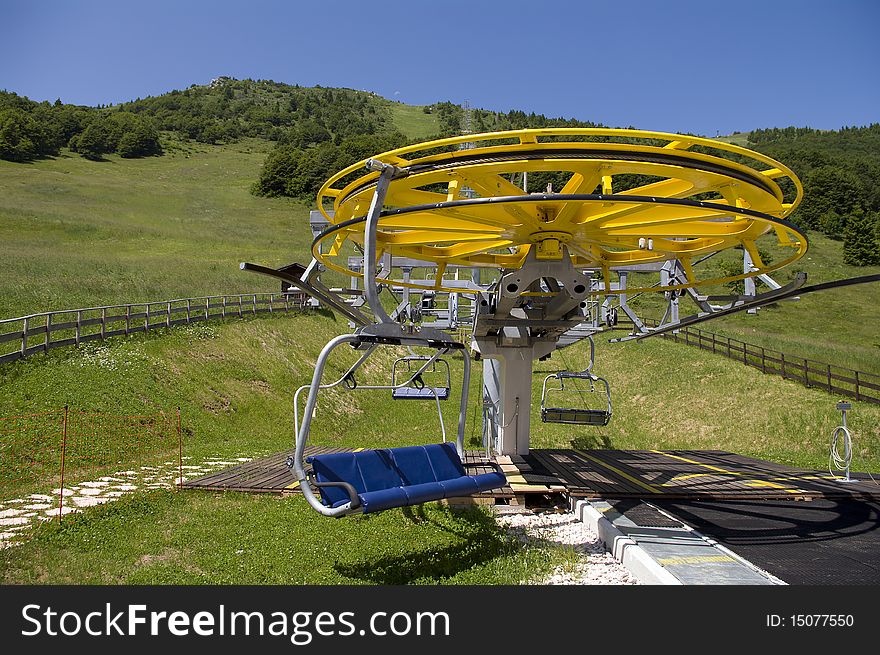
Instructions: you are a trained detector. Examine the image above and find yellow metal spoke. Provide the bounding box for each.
[381,230,508,246]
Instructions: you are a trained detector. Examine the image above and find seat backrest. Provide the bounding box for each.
[423,442,466,480]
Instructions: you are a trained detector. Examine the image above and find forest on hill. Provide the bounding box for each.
[1,77,878,264]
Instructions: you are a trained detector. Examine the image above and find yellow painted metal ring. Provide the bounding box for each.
[314,128,806,295]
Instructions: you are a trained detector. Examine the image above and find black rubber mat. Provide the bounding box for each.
[656,499,880,585]
[609,500,684,528]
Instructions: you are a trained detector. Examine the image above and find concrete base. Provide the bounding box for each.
[570,498,784,585]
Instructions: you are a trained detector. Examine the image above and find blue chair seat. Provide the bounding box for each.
[307,443,507,514]
[391,386,450,400]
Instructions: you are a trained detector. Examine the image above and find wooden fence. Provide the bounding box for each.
[644,319,880,405]
[0,291,309,365]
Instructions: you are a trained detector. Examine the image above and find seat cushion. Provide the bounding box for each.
[355,449,401,492]
[401,481,447,505]
[309,452,365,507]
[360,487,410,514]
[392,387,450,400]
[439,476,479,498]
[470,472,508,493]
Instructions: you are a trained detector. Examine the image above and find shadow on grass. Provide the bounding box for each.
[334,506,516,584]
[570,434,613,449]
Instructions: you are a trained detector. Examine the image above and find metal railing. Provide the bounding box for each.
[644,319,880,405]
[0,291,309,365]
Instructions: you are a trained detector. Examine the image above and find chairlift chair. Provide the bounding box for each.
[289,159,506,518]
[291,330,506,517]
[540,372,612,426]
[540,336,613,426]
[391,355,451,401]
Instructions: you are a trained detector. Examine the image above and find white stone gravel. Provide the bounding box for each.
[0,454,252,549]
[495,507,639,585]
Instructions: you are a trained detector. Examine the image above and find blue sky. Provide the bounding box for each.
[2,0,878,136]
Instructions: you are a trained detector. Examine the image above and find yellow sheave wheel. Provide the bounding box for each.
[314,128,806,295]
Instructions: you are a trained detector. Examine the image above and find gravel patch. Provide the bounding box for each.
[0,454,253,549]
[495,507,639,585]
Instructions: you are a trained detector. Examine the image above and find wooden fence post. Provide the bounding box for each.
[101,307,107,339]
[75,310,81,345]
[177,407,182,491]
[21,317,28,357]
[45,313,51,353]
[58,405,68,523]
[855,371,861,401]
[125,305,131,336]
[166,302,172,328]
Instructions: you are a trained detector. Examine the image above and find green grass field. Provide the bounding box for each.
[0,139,310,319]
[627,231,880,375]
[387,102,441,140]
[1,138,879,584]
[1,492,571,585]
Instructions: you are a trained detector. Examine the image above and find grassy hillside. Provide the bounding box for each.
[0,139,311,318]
[628,231,880,375]
[2,307,878,583]
[386,102,440,140]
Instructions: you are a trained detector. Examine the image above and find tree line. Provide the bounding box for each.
[0,91,162,161]
[751,124,880,265]
[0,78,390,163]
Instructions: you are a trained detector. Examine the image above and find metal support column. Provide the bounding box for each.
[744,248,758,314]
[476,338,555,456]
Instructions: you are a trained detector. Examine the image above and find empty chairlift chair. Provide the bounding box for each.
[291,330,506,518]
[540,336,613,426]
[540,373,612,426]
[391,355,451,400]
[308,442,505,514]
[290,158,506,517]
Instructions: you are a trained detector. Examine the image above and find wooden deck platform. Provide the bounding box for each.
[182,447,880,503]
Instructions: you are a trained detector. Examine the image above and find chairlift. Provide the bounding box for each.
[291,330,506,517]
[288,159,506,518]
[540,336,613,426]
[391,355,451,401]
